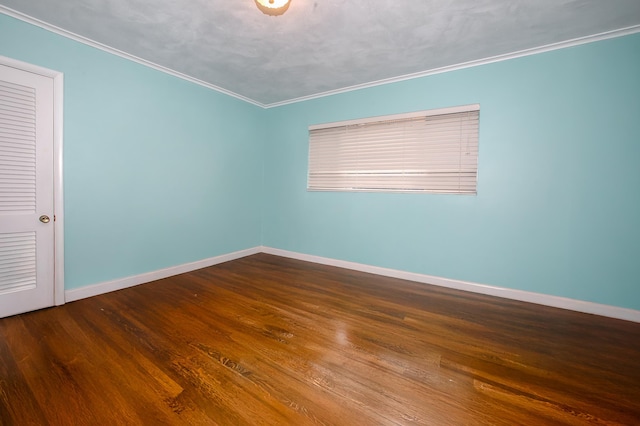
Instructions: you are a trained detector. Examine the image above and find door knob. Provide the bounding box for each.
[39,215,50,223]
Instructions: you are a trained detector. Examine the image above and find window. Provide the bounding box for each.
[307,104,479,194]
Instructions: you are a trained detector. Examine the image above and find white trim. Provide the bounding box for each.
[260,247,640,324]
[0,54,62,79]
[64,247,261,302]
[309,103,480,131]
[62,245,640,322]
[0,6,265,108]
[266,25,640,109]
[53,70,65,305]
[0,55,65,307]
[2,6,639,109]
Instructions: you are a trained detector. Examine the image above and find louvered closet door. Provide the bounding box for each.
[0,63,54,318]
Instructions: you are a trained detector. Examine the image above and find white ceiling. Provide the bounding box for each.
[2,0,640,106]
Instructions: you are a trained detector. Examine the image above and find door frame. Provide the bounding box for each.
[1,55,65,306]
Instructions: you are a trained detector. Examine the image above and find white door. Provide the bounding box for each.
[0,63,55,318]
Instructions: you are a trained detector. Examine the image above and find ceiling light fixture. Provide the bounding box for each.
[254,0,291,16]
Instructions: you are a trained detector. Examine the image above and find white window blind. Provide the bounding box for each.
[308,104,479,194]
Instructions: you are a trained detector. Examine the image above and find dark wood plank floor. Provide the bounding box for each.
[1,253,639,425]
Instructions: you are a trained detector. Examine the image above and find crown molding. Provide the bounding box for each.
[2,6,639,109]
[265,24,640,108]
[0,6,267,108]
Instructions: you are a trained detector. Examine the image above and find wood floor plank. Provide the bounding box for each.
[0,316,49,426]
[1,253,639,425]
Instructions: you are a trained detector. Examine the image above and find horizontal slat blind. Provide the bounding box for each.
[308,105,479,194]
[0,80,37,214]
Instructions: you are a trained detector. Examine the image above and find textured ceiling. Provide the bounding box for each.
[2,0,640,106]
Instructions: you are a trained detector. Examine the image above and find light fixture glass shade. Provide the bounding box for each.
[255,0,291,16]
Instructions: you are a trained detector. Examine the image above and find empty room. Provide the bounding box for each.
[1,0,640,424]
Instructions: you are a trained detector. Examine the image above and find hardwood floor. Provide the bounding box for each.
[1,253,639,425]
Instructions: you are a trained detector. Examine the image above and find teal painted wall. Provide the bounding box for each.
[2,12,639,311]
[262,33,640,310]
[0,14,265,290]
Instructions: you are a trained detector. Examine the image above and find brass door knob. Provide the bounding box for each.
[39,215,50,223]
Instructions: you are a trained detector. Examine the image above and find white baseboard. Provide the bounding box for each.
[260,246,640,324]
[64,245,640,324]
[65,247,261,303]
